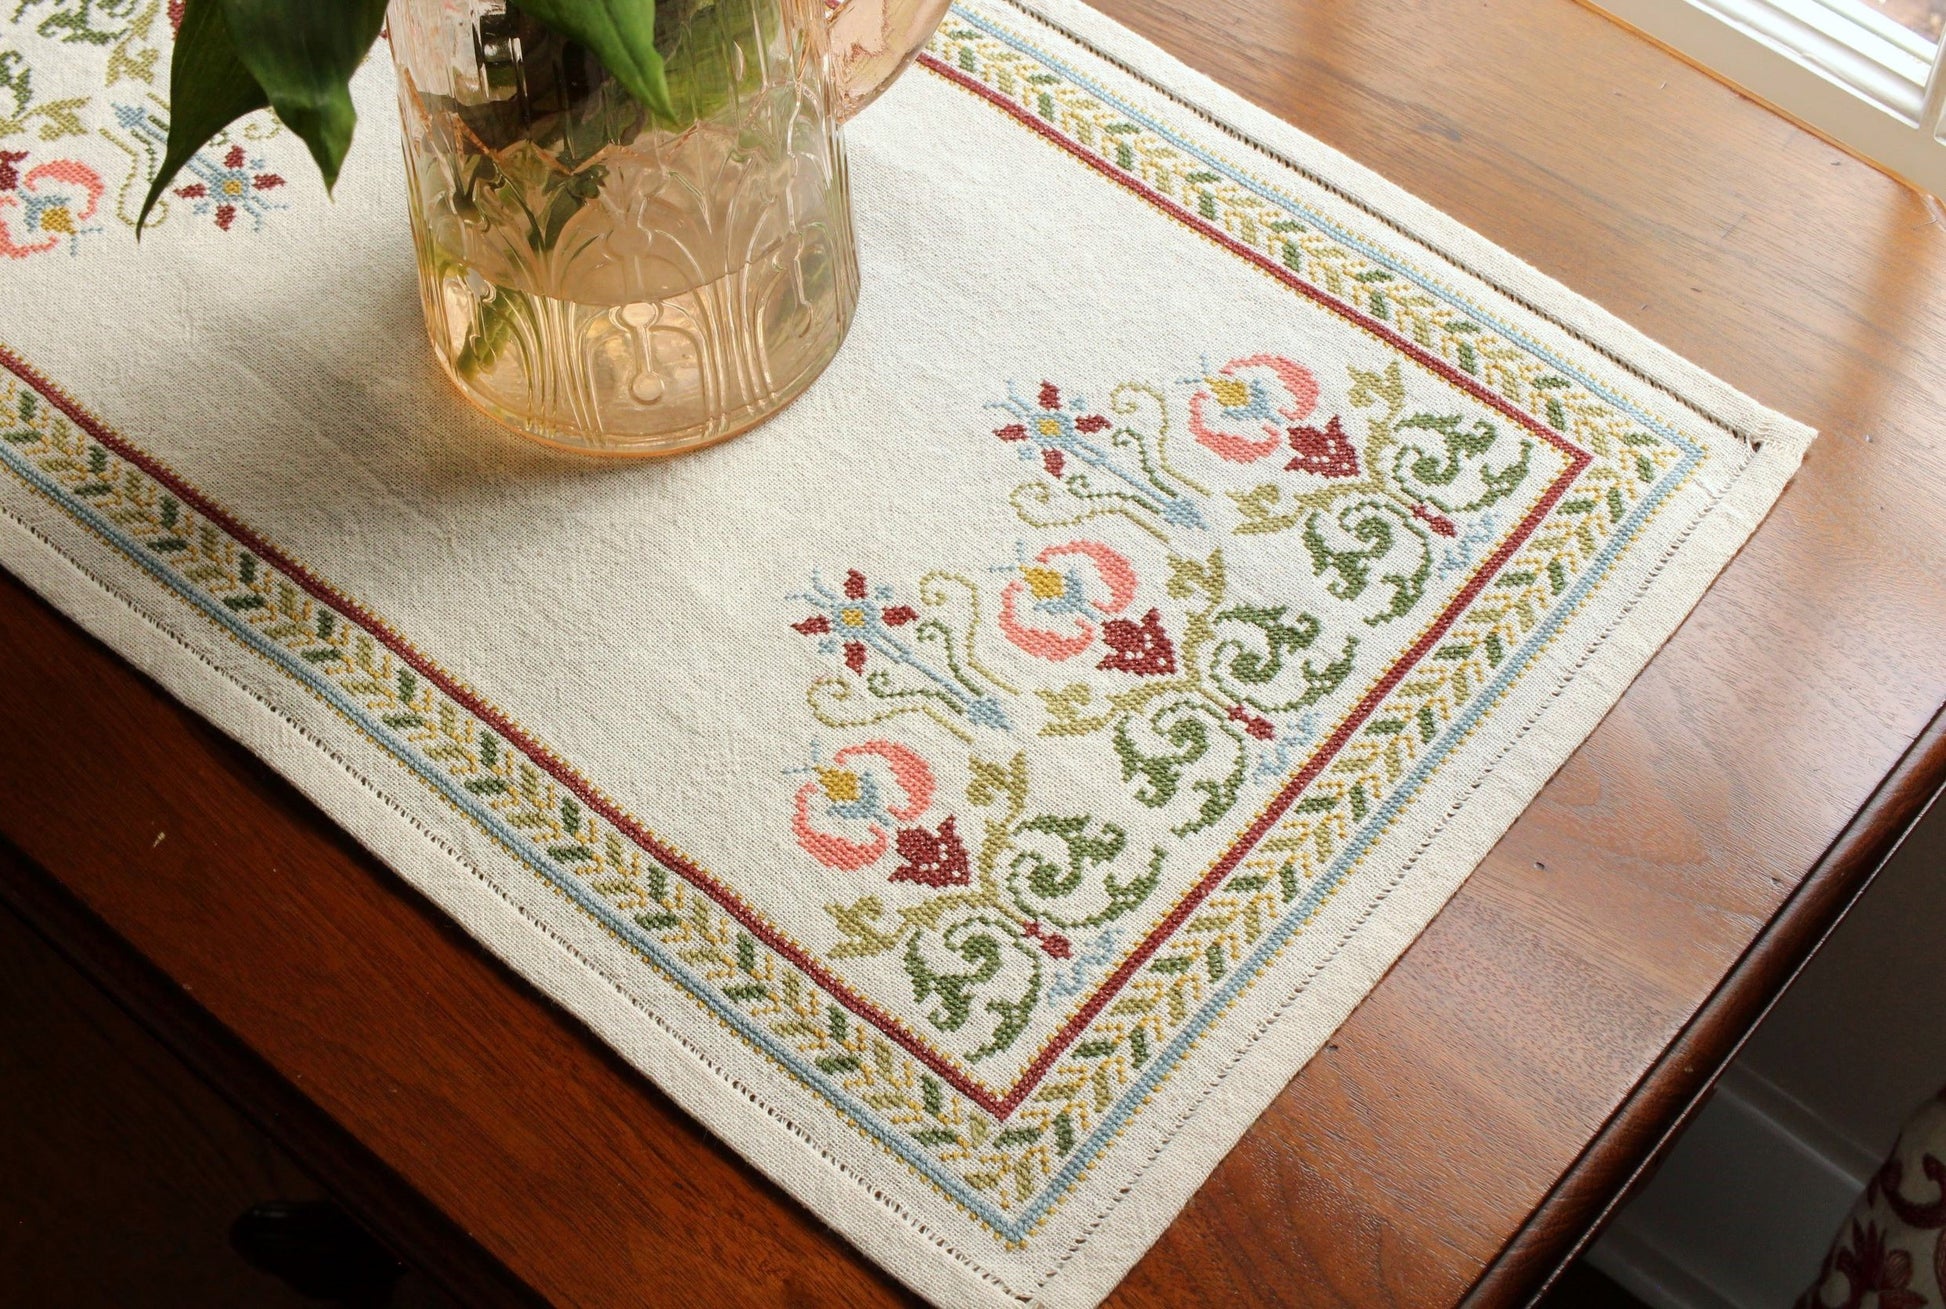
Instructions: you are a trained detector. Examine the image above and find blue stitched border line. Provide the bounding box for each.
[0,7,1712,1240]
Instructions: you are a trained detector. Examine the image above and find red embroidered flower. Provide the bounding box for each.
[1096,608,1177,676]
[1285,413,1362,480]
[173,144,285,232]
[792,568,917,674]
[890,816,972,888]
[993,381,1113,480]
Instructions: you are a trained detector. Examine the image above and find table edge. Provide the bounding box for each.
[1466,699,1946,1303]
[0,833,547,1309]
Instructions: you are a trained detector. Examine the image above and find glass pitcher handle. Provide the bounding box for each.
[828,0,954,122]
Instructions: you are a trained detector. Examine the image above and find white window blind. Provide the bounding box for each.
[1588,0,1946,196]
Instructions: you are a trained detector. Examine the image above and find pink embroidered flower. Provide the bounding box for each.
[1188,354,1321,463]
[793,743,970,887]
[0,156,104,258]
[997,540,1139,662]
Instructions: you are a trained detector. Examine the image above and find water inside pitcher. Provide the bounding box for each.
[387,0,949,454]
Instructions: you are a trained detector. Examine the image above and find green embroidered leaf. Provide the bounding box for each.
[216,0,388,191]
[1053,1111,1076,1154]
[508,0,674,120]
[1278,861,1301,900]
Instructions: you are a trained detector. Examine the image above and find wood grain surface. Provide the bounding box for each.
[0,896,328,1309]
[3,0,1944,1304]
[0,891,474,1308]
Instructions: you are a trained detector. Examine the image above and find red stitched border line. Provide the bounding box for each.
[0,55,1591,1119]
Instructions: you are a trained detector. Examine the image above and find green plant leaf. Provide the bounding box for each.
[137,0,268,235]
[216,0,389,192]
[509,0,673,120]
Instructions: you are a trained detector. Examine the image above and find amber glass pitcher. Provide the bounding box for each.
[388,0,949,455]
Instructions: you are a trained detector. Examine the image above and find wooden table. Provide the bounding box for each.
[5,0,1945,1304]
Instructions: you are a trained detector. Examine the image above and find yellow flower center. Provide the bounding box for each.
[839,607,867,627]
[1036,416,1062,438]
[818,767,862,803]
[222,177,245,197]
[1022,565,1066,600]
[1207,376,1251,408]
[40,206,73,235]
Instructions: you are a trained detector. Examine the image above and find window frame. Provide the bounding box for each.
[1587,0,1946,197]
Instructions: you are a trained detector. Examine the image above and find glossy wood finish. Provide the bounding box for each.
[0,895,328,1309]
[3,0,1944,1304]
[0,891,469,1309]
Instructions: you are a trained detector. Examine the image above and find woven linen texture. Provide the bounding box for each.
[0,1,1814,1304]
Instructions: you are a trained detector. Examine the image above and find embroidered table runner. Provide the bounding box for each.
[0,2,1812,1303]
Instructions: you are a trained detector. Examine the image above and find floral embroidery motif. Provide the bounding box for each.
[1799,1088,1946,1309]
[787,348,1558,1056]
[992,380,1209,536]
[170,141,283,230]
[1285,413,1360,480]
[1187,354,1321,464]
[0,151,102,255]
[0,5,1712,1236]
[996,539,1140,663]
[1097,607,1176,676]
[823,751,1161,1060]
[1,6,291,243]
[793,568,1011,734]
[792,740,971,888]
[793,567,919,675]
[1227,359,1534,624]
[893,815,972,889]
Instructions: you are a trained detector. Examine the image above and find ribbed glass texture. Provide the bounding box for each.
[389,0,860,454]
